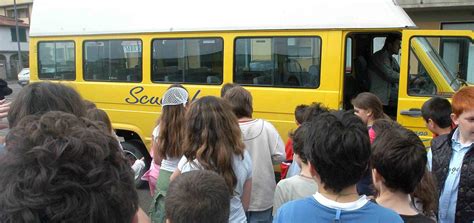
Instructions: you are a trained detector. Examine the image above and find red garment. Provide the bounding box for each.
[368,127,376,144]
[280,138,294,180]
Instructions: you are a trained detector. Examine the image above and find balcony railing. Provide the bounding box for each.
[397,0,474,8]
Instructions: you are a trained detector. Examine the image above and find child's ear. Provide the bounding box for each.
[428,118,436,129]
[371,168,384,185]
[367,109,373,117]
[451,113,459,125]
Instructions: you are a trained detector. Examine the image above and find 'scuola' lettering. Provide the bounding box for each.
[125,86,200,105]
[125,86,161,105]
[125,86,143,104]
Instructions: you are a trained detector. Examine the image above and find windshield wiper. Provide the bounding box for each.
[457,77,468,87]
[449,72,468,89]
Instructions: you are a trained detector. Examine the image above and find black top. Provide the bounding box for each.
[356,171,374,196]
[400,214,435,223]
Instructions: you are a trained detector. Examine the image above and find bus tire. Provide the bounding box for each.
[121,140,150,188]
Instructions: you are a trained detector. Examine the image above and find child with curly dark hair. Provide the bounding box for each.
[0,111,141,222]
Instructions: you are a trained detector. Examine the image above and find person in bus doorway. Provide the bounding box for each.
[368,33,401,118]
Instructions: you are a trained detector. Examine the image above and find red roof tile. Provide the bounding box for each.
[0,15,28,27]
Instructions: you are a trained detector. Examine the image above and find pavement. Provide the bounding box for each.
[1,80,153,211]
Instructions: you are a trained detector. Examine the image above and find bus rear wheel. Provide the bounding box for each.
[121,140,150,188]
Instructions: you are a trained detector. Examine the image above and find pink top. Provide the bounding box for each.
[368,127,376,144]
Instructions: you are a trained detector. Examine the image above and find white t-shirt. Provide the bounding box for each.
[239,119,285,211]
[313,192,369,211]
[177,150,252,223]
[152,125,180,172]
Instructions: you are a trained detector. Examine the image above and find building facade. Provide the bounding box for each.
[0,0,32,79]
[0,15,29,79]
[398,0,474,30]
[0,0,33,24]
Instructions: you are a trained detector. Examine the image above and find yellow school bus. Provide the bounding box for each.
[29,0,473,173]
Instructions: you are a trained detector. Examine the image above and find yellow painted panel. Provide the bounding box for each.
[28,29,402,154]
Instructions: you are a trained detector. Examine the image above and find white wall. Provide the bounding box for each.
[0,26,29,52]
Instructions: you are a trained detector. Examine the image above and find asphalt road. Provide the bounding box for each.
[1,81,153,211]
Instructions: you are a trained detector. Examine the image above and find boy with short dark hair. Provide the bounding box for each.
[274,123,317,214]
[220,83,238,97]
[294,104,307,124]
[274,111,402,223]
[284,102,330,179]
[302,102,330,123]
[431,86,474,223]
[421,96,453,137]
[165,170,231,223]
[280,104,308,179]
[372,126,435,223]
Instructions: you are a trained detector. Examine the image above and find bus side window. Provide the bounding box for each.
[151,38,223,85]
[233,37,321,88]
[83,40,142,83]
[38,41,75,80]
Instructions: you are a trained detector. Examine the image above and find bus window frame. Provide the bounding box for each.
[232,35,323,89]
[82,38,143,83]
[37,40,77,81]
[150,37,224,85]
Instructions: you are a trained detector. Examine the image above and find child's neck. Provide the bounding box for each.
[299,163,313,180]
[318,185,360,203]
[238,117,253,123]
[367,119,374,127]
[435,127,451,136]
[458,134,474,146]
[376,188,418,216]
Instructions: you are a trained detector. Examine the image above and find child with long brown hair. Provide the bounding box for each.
[147,84,188,223]
[351,92,390,197]
[171,96,252,223]
[351,92,389,132]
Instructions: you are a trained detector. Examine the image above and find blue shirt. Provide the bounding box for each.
[274,194,403,223]
[438,128,473,223]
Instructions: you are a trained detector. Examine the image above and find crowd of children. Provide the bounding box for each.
[0,81,473,223]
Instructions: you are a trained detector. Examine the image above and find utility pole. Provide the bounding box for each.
[13,0,23,73]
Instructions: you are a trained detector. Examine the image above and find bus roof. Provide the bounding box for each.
[30,0,416,37]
